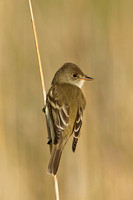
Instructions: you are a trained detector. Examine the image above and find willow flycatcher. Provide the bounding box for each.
[44,62,93,175]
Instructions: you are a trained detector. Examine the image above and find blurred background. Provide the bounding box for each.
[1,0,133,199]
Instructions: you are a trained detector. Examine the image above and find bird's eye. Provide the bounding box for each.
[73,74,77,78]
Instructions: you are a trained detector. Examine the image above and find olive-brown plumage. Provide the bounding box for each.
[46,63,93,175]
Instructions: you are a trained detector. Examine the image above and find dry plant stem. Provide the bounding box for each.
[54,175,59,200]
[28,1,60,200]
[28,0,46,104]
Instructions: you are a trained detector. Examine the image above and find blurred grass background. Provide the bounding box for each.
[1,0,133,199]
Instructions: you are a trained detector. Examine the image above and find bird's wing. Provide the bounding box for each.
[72,107,83,152]
[46,86,70,145]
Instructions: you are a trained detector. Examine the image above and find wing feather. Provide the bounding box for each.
[46,87,69,145]
[72,107,83,152]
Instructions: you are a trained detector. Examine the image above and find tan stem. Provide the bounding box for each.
[28,1,60,199]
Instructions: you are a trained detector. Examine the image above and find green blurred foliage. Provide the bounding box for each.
[0,0,133,199]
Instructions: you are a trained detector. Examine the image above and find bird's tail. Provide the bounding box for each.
[48,147,62,176]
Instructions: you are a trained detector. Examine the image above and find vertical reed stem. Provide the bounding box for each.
[28,1,60,199]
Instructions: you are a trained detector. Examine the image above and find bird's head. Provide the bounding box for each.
[52,62,93,88]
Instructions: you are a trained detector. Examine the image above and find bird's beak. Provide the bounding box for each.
[80,75,94,81]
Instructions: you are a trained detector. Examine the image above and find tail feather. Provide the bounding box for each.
[48,147,62,175]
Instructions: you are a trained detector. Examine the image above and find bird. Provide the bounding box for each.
[44,62,93,176]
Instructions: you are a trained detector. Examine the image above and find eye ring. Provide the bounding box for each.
[73,74,77,78]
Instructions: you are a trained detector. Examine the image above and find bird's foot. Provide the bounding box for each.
[47,139,52,145]
[42,106,46,113]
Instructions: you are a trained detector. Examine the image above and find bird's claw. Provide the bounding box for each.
[47,139,52,145]
[42,106,46,113]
